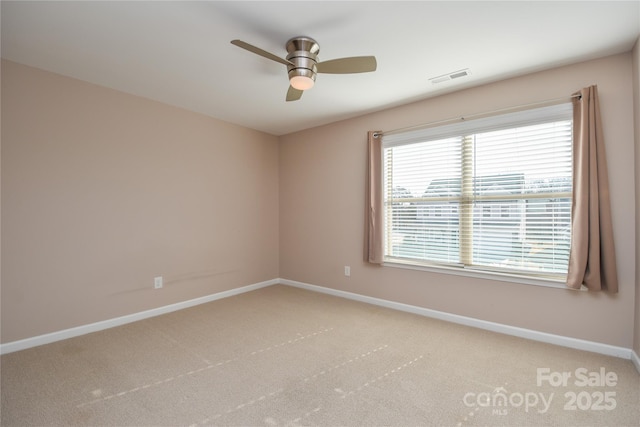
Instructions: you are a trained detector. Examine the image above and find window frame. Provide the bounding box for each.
[381,103,574,286]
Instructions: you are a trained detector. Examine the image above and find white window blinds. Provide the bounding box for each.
[382,103,573,279]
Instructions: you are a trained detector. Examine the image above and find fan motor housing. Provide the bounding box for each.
[286,37,319,83]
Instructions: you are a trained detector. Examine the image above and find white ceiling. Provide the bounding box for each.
[2,1,639,136]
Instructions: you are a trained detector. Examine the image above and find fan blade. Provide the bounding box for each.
[230,40,293,66]
[286,86,303,102]
[316,56,377,74]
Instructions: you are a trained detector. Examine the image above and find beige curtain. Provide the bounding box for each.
[566,86,618,292]
[365,131,384,264]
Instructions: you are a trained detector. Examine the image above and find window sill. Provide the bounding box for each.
[383,258,572,290]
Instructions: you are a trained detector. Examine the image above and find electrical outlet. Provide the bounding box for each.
[154,276,163,289]
[344,266,351,277]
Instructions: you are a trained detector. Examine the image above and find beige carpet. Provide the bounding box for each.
[1,284,638,426]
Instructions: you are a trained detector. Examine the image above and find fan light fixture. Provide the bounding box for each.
[290,75,314,90]
[289,70,316,90]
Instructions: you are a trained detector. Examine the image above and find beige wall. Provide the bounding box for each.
[634,38,640,357]
[280,53,636,348]
[1,60,280,343]
[2,51,638,351]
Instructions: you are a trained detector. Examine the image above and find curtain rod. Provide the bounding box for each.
[374,93,581,138]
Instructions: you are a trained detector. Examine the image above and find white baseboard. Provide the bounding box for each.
[0,279,278,355]
[3,276,638,377]
[632,349,640,373]
[280,279,635,362]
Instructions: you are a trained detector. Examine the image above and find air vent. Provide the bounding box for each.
[429,68,471,85]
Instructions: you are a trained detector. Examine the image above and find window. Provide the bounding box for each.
[382,103,573,281]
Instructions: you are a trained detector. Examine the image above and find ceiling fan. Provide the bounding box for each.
[230,36,377,102]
